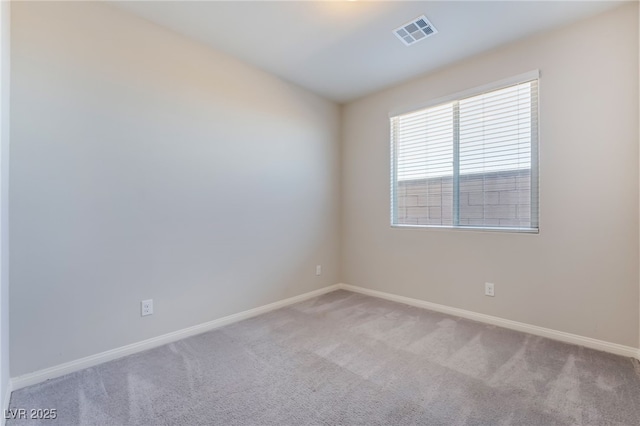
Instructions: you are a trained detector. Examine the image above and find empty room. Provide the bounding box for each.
[0,0,639,424]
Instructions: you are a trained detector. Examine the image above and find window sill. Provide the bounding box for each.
[390,224,539,234]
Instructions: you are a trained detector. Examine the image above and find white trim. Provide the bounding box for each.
[11,282,640,391]
[390,223,539,234]
[338,284,640,360]
[11,284,340,390]
[0,1,10,424]
[389,69,540,117]
[1,379,12,426]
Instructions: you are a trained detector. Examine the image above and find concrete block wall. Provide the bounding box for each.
[396,169,532,228]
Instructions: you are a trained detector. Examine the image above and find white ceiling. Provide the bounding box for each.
[114,1,625,103]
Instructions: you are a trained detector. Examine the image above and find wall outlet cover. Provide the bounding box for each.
[141,299,154,316]
[485,283,495,297]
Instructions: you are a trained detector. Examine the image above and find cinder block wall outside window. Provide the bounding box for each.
[396,169,531,227]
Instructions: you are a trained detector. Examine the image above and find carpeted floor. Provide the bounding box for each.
[8,290,640,425]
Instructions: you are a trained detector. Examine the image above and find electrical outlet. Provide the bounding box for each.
[316,265,322,276]
[485,283,495,297]
[141,299,153,316]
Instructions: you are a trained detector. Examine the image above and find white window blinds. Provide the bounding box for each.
[391,76,539,231]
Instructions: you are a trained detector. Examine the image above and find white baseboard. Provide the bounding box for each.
[2,379,13,426]
[10,282,640,392]
[11,284,340,391]
[338,283,639,360]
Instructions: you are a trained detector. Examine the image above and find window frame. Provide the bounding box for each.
[390,71,540,233]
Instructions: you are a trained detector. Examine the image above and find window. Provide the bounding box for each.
[390,73,539,232]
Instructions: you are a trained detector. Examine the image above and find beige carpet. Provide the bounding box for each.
[9,290,640,425]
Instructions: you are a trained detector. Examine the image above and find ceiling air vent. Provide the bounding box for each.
[394,15,437,46]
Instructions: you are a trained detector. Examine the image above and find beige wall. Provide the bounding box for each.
[10,2,341,376]
[342,4,640,347]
